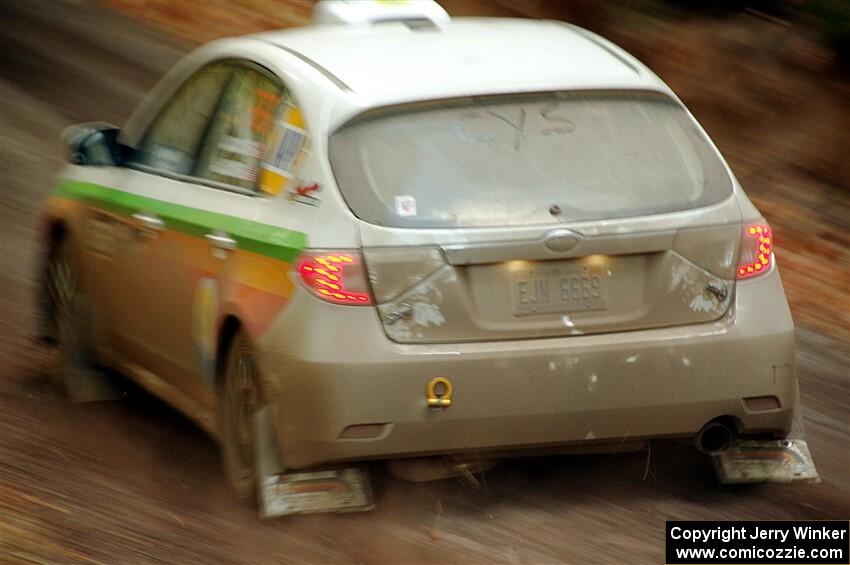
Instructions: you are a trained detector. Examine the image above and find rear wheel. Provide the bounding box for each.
[219,329,263,500]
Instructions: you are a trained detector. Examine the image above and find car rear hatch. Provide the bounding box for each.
[329,91,742,344]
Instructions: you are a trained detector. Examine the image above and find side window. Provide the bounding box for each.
[134,62,232,175]
[195,65,289,192]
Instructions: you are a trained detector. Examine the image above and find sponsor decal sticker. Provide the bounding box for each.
[288,180,321,207]
[209,157,258,183]
[260,105,308,196]
[218,135,265,158]
[394,195,417,217]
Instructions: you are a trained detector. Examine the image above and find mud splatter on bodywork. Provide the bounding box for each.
[668,252,733,316]
[369,245,734,344]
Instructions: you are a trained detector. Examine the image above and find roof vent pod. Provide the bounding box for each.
[314,0,450,27]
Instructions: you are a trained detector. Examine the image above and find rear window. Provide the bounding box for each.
[329,91,732,228]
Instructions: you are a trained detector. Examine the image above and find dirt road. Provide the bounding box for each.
[1,2,848,563]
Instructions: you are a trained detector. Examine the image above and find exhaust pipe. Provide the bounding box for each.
[695,421,736,455]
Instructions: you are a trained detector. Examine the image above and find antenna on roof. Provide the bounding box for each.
[313,0,450,27]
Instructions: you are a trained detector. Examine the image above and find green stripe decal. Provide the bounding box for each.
[55,180,307,262]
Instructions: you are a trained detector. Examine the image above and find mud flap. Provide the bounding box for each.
[713,438,819,483]
[254,406,375,518]
[713,394,819,484]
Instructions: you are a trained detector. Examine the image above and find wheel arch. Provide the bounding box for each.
[46,218,69,247]
[215,314,243,389]
[214,312,275,408]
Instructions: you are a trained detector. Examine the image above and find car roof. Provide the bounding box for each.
[253,18,664,101]
[121,18,673,148]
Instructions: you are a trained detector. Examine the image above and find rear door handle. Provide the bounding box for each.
[132,211,165,231]
[205,231,237,251]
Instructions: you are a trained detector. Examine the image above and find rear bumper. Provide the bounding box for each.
[257,267,796,469]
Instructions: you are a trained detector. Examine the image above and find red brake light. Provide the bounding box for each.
[737,222,773,279]
[297,251,372,304]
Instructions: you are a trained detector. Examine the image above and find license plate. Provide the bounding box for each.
[511,263,609,317]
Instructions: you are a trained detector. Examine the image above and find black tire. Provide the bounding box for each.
[219,329,263,501]
[45,238,117,401]
[46,238,86,385]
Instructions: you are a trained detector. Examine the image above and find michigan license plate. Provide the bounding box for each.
[511,263,609,317]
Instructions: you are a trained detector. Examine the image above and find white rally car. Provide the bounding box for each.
[42,1,816,515]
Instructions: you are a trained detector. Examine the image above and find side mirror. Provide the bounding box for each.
[62,123,125,166]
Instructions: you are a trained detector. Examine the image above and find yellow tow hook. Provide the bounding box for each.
[426,377,453,408]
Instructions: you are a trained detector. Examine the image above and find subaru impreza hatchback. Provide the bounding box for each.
[41,0,801,506]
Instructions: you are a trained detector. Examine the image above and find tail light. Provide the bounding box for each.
[737,222,774,279]
[297,251,372,305]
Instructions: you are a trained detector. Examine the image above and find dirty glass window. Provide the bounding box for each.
[329,92,732,228]
[194,65,284,191]
[134,62,233,176]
